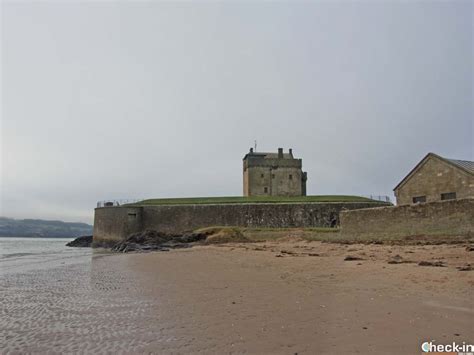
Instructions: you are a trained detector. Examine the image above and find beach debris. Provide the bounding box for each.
[387,254,415,264]
[307,253,320,257]
[66,235,93,247]
[344,255,364,261]
[418,260,446,267]
[456,264,473,271]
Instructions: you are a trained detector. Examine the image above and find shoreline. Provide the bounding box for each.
[1,239,472,353]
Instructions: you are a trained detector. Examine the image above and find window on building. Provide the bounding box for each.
[272,174,275,179]
[261,173,264,178]
[441,192,456,200]
[412,196,426,203]
[289,174,293,180]
[264,187,268,193]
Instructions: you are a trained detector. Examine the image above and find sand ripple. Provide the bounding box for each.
[0,254,166,354]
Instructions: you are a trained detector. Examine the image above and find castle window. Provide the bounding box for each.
[289,174,293,180]
[261,173,264,178]
[412,196,426,204]
[272,174,275,179]
[264,187,268,193]
[441,192,456,200]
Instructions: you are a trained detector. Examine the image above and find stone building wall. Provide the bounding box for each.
[395,155,474,205]
[243,153,305,197]
[244,165,303,196]
[93,201,388,246]
[340,198,474,238]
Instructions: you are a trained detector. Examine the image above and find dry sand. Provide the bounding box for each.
[1,241,473,354]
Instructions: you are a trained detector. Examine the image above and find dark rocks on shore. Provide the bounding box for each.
[387,254,415,264]
[111,230,208,253]
[66,235,93,247]
[344,255,364,261]
[73,227,249,253]
[456,264,473,271]
[418,260,446,267]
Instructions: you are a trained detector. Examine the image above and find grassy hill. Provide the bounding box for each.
[134,195,388,206]
[0,217,93,238]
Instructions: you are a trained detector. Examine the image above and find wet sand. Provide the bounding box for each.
[1,241,473,354]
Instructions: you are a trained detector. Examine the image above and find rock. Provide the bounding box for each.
[344,255,364,261]
[418,261,446,267]
[66,235,93,247]
[465,245,474,252]
[111,230,207,253]
[387,254,415,264]
[456,264,473,271]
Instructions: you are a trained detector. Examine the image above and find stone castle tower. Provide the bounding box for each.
[243,147,307,197]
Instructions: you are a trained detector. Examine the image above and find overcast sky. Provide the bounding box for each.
[1,0,472,224]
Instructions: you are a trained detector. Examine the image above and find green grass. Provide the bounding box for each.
[133,195,387,206]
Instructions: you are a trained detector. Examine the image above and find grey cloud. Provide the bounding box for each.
[1,1,472,223]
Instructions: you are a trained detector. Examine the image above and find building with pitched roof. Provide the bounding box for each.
[243,147,307,197]
[393,152,474,205]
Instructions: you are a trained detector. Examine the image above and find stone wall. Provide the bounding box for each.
[243,151,305,197]
[340,198,474,238]
[93,201,388,245]
[244,166,303,197]
[395,155,474,205]
[93,206,144,246]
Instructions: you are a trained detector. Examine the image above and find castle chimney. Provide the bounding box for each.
[289,148,293,156]
[250,147,254,153]
[278,148,283,159]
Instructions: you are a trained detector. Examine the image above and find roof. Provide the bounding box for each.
[257,152,294,159]
[243,152,295,160]
[393,152,474,191]
[446,158,474,174]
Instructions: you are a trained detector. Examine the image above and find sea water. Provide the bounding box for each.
[0,237,92,275]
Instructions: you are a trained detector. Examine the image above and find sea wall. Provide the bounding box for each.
[93,206,144,246]
[93,202,387,246]
[339,198,474,238]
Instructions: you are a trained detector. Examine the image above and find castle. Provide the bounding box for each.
[243,147,307,197]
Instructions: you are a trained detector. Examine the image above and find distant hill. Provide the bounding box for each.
[0,217,93,238]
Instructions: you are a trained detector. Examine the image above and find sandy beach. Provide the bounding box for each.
[1,240,473,354]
